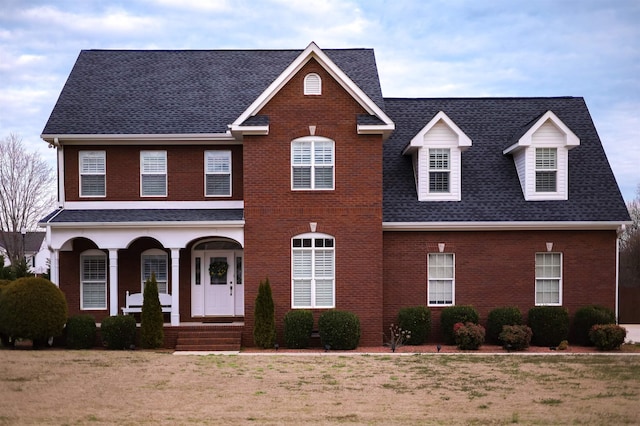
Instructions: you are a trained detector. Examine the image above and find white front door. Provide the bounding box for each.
[192,250,243,317]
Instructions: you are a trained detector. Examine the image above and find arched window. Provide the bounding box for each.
[80,249,107,310]
[141,249,168,293]
[304,73,322,95]
[291,233,334,308]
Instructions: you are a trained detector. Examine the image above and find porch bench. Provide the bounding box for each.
[121,291,172,314]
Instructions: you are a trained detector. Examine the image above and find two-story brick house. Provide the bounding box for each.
[40,43,631,347]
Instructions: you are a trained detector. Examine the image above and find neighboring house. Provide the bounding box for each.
[39,43,631,346]
[0,232,48,274]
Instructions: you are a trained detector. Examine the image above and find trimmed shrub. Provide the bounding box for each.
[499,324,532,351]
[101,315,137,350]
[486,306,523,344]
[253,278,276,348]
[284,310,314,349]
[0,279,12,347]
[65,314,97,349]
[453,322,485,350]
[318,310,361,350]
[397,306,431,345]
[528,306,570,347]
[440,305,480,345]
[589,324,627,351]
[140,273,164,349]
[571,305,616,346]
[0,277,67,348]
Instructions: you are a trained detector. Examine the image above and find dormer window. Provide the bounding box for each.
[503,111,579,201]
[304,73,321,95]
[403,111,472,201]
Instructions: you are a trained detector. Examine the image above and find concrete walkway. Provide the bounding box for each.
[622,324,640,343]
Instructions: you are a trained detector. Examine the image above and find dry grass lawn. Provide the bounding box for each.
[0,349,639,425]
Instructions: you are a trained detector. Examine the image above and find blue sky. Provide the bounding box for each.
[1,0,638,201]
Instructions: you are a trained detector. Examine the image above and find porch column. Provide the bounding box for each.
[50,249,59,287]
[170,248,180,326]
[109,249,119,317]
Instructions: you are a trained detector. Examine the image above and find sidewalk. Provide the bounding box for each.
[622,324,640,343]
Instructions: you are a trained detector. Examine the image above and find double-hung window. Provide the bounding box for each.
[291,137,334,190]
[141,249,168,294]
[79,151,106,197]
[80,250,107,310]
[140,151,167,197]
[535,252,562,305]
[535,148,557,192]
[292,234,334,308]
[428,148,450,193]
[428,253,454,306]
[205,150,231,197]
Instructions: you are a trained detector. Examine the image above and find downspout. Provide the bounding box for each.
[615,224,626,323]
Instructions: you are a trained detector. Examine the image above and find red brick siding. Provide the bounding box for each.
[383,230,618,342]
[242,59,384,347]
[64,144,243,202]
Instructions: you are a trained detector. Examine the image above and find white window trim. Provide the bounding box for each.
[427,252,455,307]
[304,73,322,95]
[291,233,335,309]
[79,150,106,198]
[141,248,169,294]
[291,136,335,191]
[535,252,563,306]
[403,111,472,202]
[140,150,167,197]
[80,249,107,310]
[535,147,558,193]
[428,148,451,194]
[204,150,232,197]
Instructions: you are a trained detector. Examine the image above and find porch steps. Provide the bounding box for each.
[174,328,242,352]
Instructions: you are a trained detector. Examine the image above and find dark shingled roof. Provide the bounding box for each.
[42,49,384,135]
[383,97,631,223]
[40,209,244,224]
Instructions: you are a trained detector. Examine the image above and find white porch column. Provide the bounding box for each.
[170,248,180,326]
[109,249,119,317]
[50,249,59,287]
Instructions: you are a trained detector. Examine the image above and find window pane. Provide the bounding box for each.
[429,149,450,170]
[428,253,454,305]
[292,167,311,188]
[292,142,311,165]
[314,141,333,164]
[142,175,166,196]
[81,255,106,309]
[82,256,106,281]
[206,174,231,196]
[142,152,166,173]
[429,171,450,192]
[292,251,312,276]
[314,167,333,189]
[536,148,557,169]
[81,153,105,173]
[81,175,105,196]
[315,250,334,277]
[315,279,334,307]
[143,255,168,281]
[293,279,311,306]
[83,282,106,309]
[536,171,557,192]
[206,151,230,173]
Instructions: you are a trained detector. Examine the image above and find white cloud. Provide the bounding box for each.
[146,0,231,11]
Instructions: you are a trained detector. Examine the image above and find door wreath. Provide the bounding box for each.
[209,260,228,278]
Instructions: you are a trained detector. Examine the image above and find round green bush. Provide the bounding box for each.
[65,314,97,349]
[0,277,67,348]
[397,306,431,345]
[499,324,532,351]
[284,309,314,349]
[440,305,479,345]
[571,305,616,346]
[486,306,523,344]
[528,306,570,347]
[318,310,361,350]
[101,315,137,350]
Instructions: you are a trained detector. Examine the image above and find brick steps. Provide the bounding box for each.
[175,328,242,352]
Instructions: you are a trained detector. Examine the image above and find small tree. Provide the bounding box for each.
[140,273,164,349]
[253,278,276,348]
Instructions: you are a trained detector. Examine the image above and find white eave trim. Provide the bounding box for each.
[41,133,237,144]
[403,111,472,155]
[231,42,395,133]
[228,125,269,137]
[382,221,632,232]
[357,123,396,137]
[41,220,245,229]
[503,110,580,155]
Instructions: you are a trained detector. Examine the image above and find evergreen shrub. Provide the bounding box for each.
[318,310,361,350]
[0,277,67,348]
[253,278,276,348]
[65,314,97,349]
[571,305,616,346]
[440,305,479,345]
[101,315,137,350]
[453,322,485,350]
[140,273,164,349]
[499,324,532,351]
[397,306,431,345]
[283,309,314,348]
[486,306,522,344]
[528,306,570,347]
[589,324,627,350]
